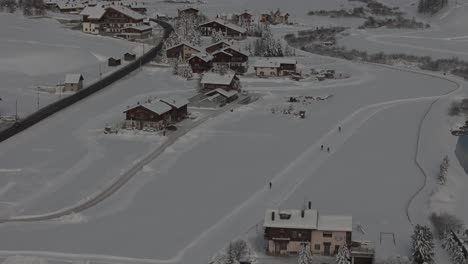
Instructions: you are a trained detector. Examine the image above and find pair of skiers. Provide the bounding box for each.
[320,126,342,152]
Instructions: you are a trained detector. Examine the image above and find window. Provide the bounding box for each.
[314,244,320,250]
[292,231,297,238]
[280,242,287,250]
[323,232,332,238]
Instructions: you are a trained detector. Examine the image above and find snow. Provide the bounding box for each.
[80,5,106,19]
[205,88,238,98]
[160,96,189,109]
[317,215,353,232]
[200,72,236,85]
[263,209,318,230]
[200,19,247,34]
[125,100,172,115]
[64,74,83,84]
[108,5,145,20]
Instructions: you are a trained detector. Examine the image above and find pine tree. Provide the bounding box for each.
[412,224,435,264]
[160,44,169,64]
[211,29,224,43]
[439,155,449,185]
[335,243,350,264]
[298,245,311,264]
[443,231,468,264]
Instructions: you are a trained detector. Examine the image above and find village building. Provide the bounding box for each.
[263,208,352,256]
[187,53,213,74]
[123,100,172,130]
[200,71,240,91]
[63,74,84,92]
[205,88,238,105]
[254,59,297,77]
[159,96,189,122]
[205,40,231,54]
[57,2,86,13]
[222,47,249,73]
[166,42,201,60]
[108,57,121,66]
[178,7,199,17]
[80,5,151,39]
[212,50,233,68]
[238,11,253,26]
[124,52,136,61]
[199,19,247,40]
[260,9,290,25]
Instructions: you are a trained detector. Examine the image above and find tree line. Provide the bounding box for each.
[418,0,449,14]
[0,0,45,15]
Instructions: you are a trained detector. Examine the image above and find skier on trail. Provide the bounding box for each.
[338,126,342,132]
[269,182,272,189]
[321,145,324,151]
[327,147,330,152]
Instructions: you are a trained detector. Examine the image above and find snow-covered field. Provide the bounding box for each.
[0,13,148,117]
[1,0,468,263]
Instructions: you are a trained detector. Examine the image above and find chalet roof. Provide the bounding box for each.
[205,88,238,98]
[108,5,145,20]
[65,74,83,84]
[80,5,106,19]
[263,209,352,232]
[179,6,199,12]
[200,72,237,85]
[212,50,233,57]
[264,209,318,230]
[57,2,85,10]
[317,215,353,232]
[222,47,248,57]
[199,19,247,34]
[205,40,231,50]
[124,101,172,115]
[188,53,213,63]
[160,96,189,109]
[167,42,201,52]
[254,58,297,68]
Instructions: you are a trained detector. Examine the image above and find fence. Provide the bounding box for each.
[0,20,173,143]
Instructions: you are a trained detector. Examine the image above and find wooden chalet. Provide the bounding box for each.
[63,73,84,92]
[260,9,290,25]
[264,207,352,257]
[117,24,152,39]
[124,52,136,61]
[200,71,240,91]
[166,42,201,60]
[187,53,213,73]
[160,96,189,122]
[123,100,172,130]
[205,40,231,54]
[212,50,233,66]
[238,11,253,26]
[199,19,247,40]
[178,7,199,17]
[254,58,297,77]
[108,57,121,67]
[222,47,249,73]
[205,88,238,105]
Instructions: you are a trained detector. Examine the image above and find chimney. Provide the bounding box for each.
[308,201,311,210]
[271,211,275,221]
[301,210,305,218]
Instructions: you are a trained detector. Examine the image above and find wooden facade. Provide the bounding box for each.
[199,21,247,40]
[166,43,201,60]
[206,41,231,54]
[124,53,136,61]
[188,56,212,73]
[212,51,232,64]
[178,7,199,17]
[108,57,121,67]
[124,105,170,130]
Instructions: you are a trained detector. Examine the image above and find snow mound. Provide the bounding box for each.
[3,255,48,264]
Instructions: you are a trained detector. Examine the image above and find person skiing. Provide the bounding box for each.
[338,126,342,132]
[327,147,330,152]
[269,182,272,189]
[321,145,324,151]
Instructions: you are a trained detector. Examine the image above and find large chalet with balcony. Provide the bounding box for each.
[80,5,151,39]
[199,19,247,40]
[166,42,202,60]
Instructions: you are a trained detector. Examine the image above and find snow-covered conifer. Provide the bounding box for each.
[412,224,435,264]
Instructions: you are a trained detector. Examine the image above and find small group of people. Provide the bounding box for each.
[320,126,342,153]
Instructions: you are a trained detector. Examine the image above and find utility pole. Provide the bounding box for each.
[15,99,18,122]
[99,63,102,79]
[36,89,39,110]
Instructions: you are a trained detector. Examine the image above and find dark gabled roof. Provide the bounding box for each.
[166,42,201,52]
[222,47,248,57]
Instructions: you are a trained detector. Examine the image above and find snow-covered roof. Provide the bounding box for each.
[57,2,85,10]
[200,72,237,85]
[212,50,233,57]
[222,47,248,57]
[205,40,231,50]
[263,209,352,231]
[205,88,238,98]
[254,60,279,68]
[188,53,213,63]
[160,96,189,109]
[65,74,83,84]
[167,42,201,52]
[317,215,353,232]
[108,5,145,20]
[200,19,247,34]
[254,58,297,68]
[124,101,172,115]
[264,209,318,230]
[80,5,106,19]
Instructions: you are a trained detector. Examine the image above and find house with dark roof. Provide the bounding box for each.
[63,74,84,92]
[200,71,240,91]
[199,19,247,40]
[166,42,202,60]
[160,96,189,122]
[123,100,172,130]
[178,7,199,17]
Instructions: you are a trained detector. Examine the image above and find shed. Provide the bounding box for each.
[108,57,121,67]
[205,88,238,103]
[200,71,239,91]
[63,73,84,92]
[124,52,136,61]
